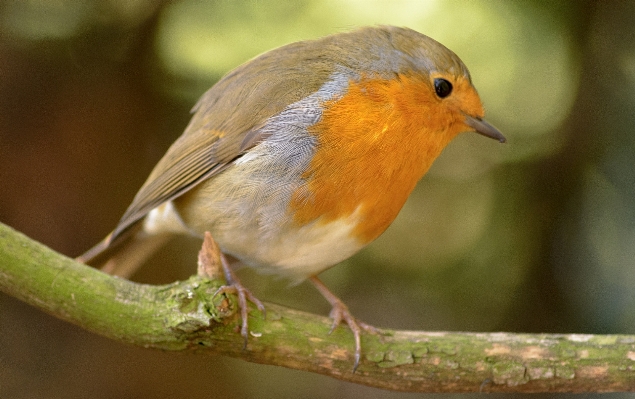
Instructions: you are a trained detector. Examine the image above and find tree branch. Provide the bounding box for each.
[1,221,634,392]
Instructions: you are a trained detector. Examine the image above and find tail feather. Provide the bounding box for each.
[76,222,141,266]
[76,233,115,265]
[77,223,172,278]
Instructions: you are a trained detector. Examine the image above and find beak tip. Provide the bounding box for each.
[464,115,506,144]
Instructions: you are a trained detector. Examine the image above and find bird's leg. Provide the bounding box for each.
[198,232,265,347]
[309,276,379,371]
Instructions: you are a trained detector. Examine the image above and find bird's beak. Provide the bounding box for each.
[464,115,506,143]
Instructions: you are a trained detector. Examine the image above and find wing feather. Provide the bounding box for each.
[105,39,341,243]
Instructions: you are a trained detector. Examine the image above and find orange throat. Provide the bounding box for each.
[289,73,467,243]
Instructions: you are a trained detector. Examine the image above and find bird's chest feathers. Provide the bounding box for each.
[290,74,455,243]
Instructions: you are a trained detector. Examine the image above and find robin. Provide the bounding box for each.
[78,25,505,370]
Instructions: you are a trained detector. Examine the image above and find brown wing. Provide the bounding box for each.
[109,127,236,240]
[108,42,337,242]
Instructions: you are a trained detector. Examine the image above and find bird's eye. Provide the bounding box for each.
[434,78,453,98]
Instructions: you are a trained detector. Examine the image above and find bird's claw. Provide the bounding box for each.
[214,283,265,347]
[200,232,265,348]
[310,276,378,372]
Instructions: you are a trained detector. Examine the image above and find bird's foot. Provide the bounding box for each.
[199,232,266,347]
[309,276,378,372]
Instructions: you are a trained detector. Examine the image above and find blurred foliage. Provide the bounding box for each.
[1,0,634,398]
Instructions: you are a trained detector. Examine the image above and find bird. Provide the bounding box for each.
[78,25,506,370]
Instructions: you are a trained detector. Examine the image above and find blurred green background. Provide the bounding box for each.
[1,0,634,398]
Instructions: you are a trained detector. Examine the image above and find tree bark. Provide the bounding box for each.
[0,222,634,392]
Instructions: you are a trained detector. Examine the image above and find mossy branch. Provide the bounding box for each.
[1,221,634,392]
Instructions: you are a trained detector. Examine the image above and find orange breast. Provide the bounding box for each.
[289,73,475,243]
